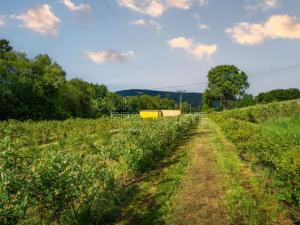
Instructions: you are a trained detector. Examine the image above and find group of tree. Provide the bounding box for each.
[0,39,181,120]
[202,64,300,110]
[3,39,296,119]
[255,88,300,103]
[227,88,300,109]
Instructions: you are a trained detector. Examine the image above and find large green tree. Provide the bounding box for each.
[207,65,249,109]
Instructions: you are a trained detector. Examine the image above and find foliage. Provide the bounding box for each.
[123,95,176,113]
[211,100,300,212]
[256,88,300,103]
[229,94,256,109]
[116,89,202,109]
[0,115,198,224]
[228,89,300,110]
[201,89,219,111]
[209,121,292,225]
[0,132,30,225]
[0,39,180,121]
[206,65,249,109]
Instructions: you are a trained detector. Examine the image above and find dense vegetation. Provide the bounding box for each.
[228,89,300,109]
[0,39,181,121]
[255,88,300,103]
[0,115,198,224]
[116,89,201,109]
[211,100,300,216]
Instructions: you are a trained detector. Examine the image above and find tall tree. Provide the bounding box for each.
[207,65,249,109]
[0,39,13,59]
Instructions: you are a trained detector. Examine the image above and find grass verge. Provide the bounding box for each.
[114,128,196,225]
[209,119,293,225]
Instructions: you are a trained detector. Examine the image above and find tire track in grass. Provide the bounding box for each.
[115,126,199,225]
[166,117,229,225]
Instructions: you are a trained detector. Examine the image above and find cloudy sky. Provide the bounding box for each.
[1,0,300,94]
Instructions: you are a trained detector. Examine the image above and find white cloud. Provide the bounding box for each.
[226,14,300,45]
[245,0,279,12]
[131,19,162,31]
[0,15,6,27]
[166,0,191,9]
[226,23,265,45]
[145,1,165,17]
[85,50,134,64]
[118,0,199,17]
[167,36,217,58]
[198,0,208,6]
[131,19,147,26]
[168,37,193,48]
[62,0,91,13]
[15,5,60,36]
[118,0,142,13]
[198,23,208,30]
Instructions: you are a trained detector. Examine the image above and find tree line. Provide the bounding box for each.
[2,39,297,119]
[0,39,181,120]
[202,65,300,110]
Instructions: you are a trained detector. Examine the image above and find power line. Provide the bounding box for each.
[85,0,142,45]
[150,64,300,91]
[83,0,108,22]
[102,0,142,45]
[248,64,300,77]
[151,82,207,90]
[101,0,124,25]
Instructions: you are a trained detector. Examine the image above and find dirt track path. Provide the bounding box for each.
[166,117,228,225]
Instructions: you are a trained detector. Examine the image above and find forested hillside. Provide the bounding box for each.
[116,89,202,108]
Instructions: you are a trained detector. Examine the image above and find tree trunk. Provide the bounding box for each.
[220,96,229,110]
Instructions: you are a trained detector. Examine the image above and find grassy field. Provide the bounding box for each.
[2,100,300,225]
[210,100,300,224]
[0,115,199,225]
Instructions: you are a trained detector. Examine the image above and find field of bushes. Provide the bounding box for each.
[0,115,198,225]
[211,100,300,217]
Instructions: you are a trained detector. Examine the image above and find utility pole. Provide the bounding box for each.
[177,90,186,113]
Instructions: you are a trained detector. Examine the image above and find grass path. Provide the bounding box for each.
[115,115,293,225]
[166,117,228,225]
[115,124,198,225]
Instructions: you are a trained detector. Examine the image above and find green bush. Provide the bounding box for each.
[0,115,199,224]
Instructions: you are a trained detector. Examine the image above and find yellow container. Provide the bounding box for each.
[139,110,162,119]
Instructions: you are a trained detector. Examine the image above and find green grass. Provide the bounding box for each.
[209,120,292,225]
[210,100,300,223]
[0,116,198,225]
[262,115,300,146]
[115,129,194,225]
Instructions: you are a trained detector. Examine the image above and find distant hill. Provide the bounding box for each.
[116,89,202,108]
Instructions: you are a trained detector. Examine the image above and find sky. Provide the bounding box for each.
[0,0,300,94]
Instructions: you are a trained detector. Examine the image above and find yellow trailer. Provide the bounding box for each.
[139,110,162,119]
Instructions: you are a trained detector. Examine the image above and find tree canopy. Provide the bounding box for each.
[206,65,249,109]
[256,88,300,103]
[0,39,179,120]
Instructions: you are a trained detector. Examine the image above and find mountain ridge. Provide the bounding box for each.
[116,89,202,108]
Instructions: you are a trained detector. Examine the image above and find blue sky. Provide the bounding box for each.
[0,0,300,94]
